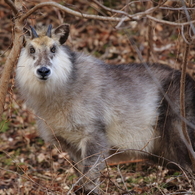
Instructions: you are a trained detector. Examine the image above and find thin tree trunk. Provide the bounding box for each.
[0,22,23,119]
[180,42,195,171]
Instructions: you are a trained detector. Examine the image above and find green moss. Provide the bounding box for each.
[0,120,10,133]
[67,174,77,181]
[4,158,13,166]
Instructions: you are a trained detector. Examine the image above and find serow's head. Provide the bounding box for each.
[22,24,70,81]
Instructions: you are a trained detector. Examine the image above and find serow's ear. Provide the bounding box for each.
[54,24,70,45]
[23,26,39,39]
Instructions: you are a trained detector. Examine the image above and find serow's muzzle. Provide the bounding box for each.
[37,67,51,80]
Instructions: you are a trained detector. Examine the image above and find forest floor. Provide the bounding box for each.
[1,0,195,194]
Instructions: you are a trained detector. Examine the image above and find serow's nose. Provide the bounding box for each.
[37,67,51,79]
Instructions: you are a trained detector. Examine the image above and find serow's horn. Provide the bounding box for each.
[46,24,52,37]
[29,26,39,39]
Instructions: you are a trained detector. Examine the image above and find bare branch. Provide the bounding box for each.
[160,6,195,11]
[18,1,195,27]
[4,0,18,15]
[181,0,195,36]
[19,2,132,23]
[92,0,195,28]
[147,21,153,62]
[93,0,168,19]
[181,25,191,44]
[146,15,195,26]
[92,0,132,18]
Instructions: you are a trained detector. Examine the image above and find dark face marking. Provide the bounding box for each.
[34,49,52,67]
[27,34,58,66]
[28,47,55,67]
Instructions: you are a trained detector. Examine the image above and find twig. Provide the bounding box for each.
[167,192,194,195]
[181,0,195,36]
[181,25,191,44]
[18,1,195,27]
[115,17,127,29]
[4,0,18,15]
[92,0,195,27]
[147,20,153,62]
[19,2,131,23]
[93,0,167,28]
[93,0,167,19]
[160,6,195,11]
[117,164,128,191]
[146,15,195,26]
[92,0,132,18]
[0,159,50,193]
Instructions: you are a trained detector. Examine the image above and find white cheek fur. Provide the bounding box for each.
[16,47,72,97]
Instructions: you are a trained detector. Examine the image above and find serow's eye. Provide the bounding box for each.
[50,46,56,53]
[30,47,35,54]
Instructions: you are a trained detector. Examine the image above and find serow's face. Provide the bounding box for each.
[27,36,57,81]
[23,24,70,81]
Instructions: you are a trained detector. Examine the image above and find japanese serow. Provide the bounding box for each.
[16,24,195,194]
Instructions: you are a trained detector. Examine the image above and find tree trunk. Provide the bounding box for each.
[0,21,23,119]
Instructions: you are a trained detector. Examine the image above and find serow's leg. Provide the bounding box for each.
[79,135,108,194]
